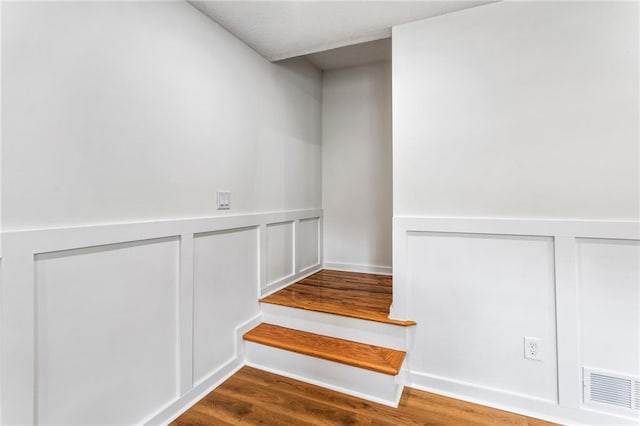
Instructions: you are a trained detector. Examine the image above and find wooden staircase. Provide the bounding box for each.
[242,269,416,407]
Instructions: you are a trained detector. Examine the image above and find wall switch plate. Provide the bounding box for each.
[524,337,542,361]
[217,191,230,210]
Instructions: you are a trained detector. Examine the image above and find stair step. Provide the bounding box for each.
[262,303,408,350]
[260,270,416,326]
[243,323,406,375]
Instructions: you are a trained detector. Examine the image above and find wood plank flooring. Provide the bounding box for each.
[172,366,554,426]
[260,270,416,326]
[243,323,406,375]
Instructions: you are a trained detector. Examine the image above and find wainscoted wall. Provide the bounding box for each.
[1,209,322,425]
[35,238,181,425]
[577,238,639,378]
[406,233,557,402]
[297,217,321,272]
[265,221,295,290]
[193,227,259,386]
[392,217,639,424]
[392,3,638,422]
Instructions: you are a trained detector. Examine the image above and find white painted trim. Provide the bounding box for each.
[393,216,639,320]
[260,214,324,297]
[178,233,195,395]
[394,216,640,425]
[145,358,243,425]
[192,313,264,390]
[408,371,636,426]
[1,208,322,425]
[1,253,36,425]
[394,216,639,240]
[234,314,263,366]
[258,223,268,302]
[144,313,262,425]
[323,262,392,276]
[296,216,322,273]
[2,209,323,255]
[554,236,582,409]
[260,264,322,298]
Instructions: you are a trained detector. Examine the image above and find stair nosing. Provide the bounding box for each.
[258,298,417,327]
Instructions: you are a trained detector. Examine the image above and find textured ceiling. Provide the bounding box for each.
[189,1,492,61]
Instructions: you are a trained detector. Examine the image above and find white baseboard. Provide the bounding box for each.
[234,313,263,361]
[145,313,263,425]
[145,358,243,425]
[2,208,323,424]
[261,264,323,297]
[408,370,637,426]
[323,262,392,276]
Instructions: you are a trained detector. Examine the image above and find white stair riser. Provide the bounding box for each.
[245,342,404,407]
[261,303,408,350]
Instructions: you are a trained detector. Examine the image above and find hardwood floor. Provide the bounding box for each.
[173,366,554,425]
[260,269,416,326]
[243,323,406,375]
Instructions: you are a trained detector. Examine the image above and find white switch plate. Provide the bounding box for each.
[217,191,230,210]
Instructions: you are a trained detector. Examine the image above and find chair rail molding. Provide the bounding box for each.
[1,208,323,425]
[392,215,639,425]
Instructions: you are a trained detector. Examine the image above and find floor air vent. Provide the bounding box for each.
[584,368,640,414]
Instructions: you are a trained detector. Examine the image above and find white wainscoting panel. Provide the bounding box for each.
[577,238,640,376]
[265,221,295,286]
[1,208,322,425]
[35,237,180,425]
[394,216,639,425]
[193,227,260,385]
[297,217,320,272]
[406,232,557,402]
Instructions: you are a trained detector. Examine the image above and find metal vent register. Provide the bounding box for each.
[584,368,640,415]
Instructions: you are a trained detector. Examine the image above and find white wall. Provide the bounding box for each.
[322,62,392,273]
[0,2,324,424]
[393,2,639,424]
[393,1,638,220]
[1,1,322,232]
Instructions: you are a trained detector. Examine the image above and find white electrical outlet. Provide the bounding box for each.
[524,337,542,361]
[217,191,230,210]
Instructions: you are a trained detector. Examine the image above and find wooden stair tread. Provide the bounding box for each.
[260,270,417,327]
[243,323,406,376]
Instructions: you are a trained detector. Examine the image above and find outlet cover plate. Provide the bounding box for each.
[524,336,542,361]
